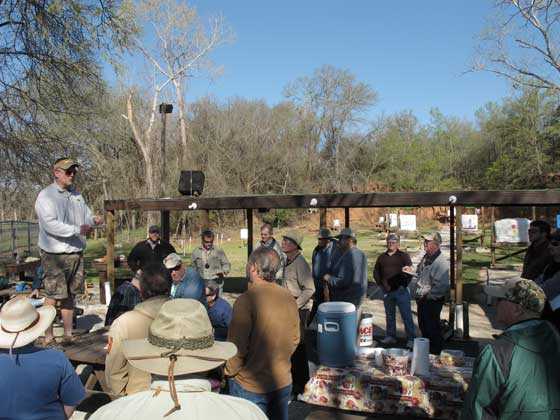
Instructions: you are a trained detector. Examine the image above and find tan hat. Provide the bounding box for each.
[123,299,237,376]
[318,228,332,239]
[163,253,182,269]
[53,158,80,170]
[484,277,545,316]
[283,230,303,250]
[0,298,56,350]
[422,232,442,244]
[337,227,356,239]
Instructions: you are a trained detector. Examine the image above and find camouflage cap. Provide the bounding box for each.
[484,277,545,315]
[422,232,442,244]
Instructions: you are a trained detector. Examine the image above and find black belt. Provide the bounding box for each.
[41,249,83,256]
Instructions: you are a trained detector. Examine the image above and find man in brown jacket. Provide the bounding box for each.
[226,247,300,420]
[281,230,314,396]
[105,264,170,395]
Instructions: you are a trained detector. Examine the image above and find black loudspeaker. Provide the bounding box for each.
[179,171,205,196]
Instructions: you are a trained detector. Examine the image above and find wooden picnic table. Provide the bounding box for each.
[5,259,41,281]
[39,328,111,395]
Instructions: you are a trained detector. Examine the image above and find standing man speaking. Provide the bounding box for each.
[35,158,102,345]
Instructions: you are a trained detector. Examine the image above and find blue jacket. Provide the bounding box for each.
[208,297,233,341]
[327,247,368,308]
[172,267,206,307]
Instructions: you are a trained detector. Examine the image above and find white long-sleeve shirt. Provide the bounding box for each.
[89,379,267,420]
[35,182,94,253]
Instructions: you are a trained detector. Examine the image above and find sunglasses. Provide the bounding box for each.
[550,241,560,247]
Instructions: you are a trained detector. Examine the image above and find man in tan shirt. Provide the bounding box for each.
[105,264,170,395]
[281,230,314,397]
[226,247,300,420]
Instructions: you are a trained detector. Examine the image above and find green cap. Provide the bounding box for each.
[283,230,303,250]
[484,277,545,316]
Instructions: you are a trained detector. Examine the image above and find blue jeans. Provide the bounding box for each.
[228,379,292,420]
[383,286,416,339]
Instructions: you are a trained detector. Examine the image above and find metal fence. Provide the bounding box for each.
[0,221,39,260]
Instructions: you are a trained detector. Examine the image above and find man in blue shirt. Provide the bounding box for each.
[0,298,85,419]
[322,228,368,311]
[163,253,206,306]
[206,280,233,341]
[310,228,339,321]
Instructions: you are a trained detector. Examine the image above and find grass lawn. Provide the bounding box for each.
[82,225,526,286]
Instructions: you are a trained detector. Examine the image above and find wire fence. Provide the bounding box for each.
[0,221,39,261]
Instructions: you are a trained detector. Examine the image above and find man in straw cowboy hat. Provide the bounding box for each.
[0,297,86,419]
[322,228,368,310]
[90,299,265,419]
[462,277,560,419]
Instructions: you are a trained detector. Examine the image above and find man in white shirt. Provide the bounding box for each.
[90,299,266,420]
[34,158,102,344]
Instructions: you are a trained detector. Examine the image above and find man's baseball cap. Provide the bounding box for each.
[148,225,160,234]
[53,158,80,170]
[484,277,545,316]
[387,233,400,242]
[163,253,182,269]
[422,232,442,244]
[201,228,215,237]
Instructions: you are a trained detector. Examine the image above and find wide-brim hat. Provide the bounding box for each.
[317,228,332,239]
[337,227,356,239]
[282,230,303,250]
[123,299,237,376]
[0,298,56,349]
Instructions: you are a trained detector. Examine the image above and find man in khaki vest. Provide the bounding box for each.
[105,264,170,395]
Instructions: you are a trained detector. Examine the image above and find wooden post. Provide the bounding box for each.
[456,206,464,305]
[491,207,496,267]
[247,209,253,259]
[201,210,210,230]
[532,206,536,221]
[161,210,170,243]
[106,210,115,297]
[344,208,350,228]
[320,208,327,229]
[448,203,456,329]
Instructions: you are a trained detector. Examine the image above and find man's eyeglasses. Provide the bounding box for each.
[65,168,77,176]
[550,241,560,247]
[170,264,182,272]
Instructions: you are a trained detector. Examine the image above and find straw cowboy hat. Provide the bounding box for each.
[0,298,56,350]
[282,230,304,250]
[123,298,237,376]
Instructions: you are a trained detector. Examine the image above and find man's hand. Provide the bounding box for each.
[322,274,331,283]
[29,289,40,299]
[80,224,93,235]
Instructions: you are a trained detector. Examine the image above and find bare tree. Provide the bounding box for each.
[475,0,560,91]
[284,65,377,191]
[122,0,231,208]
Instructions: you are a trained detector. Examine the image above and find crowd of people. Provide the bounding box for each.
[1,157,560,419]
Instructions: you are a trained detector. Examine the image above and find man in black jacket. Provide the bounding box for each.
[127,225,176,273]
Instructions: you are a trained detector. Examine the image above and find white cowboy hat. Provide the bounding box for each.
[0,297,56,349]
[123,298,237,376]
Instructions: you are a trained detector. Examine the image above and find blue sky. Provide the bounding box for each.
[114,1,514,125]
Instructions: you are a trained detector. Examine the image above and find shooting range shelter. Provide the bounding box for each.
[104,189,560,337]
